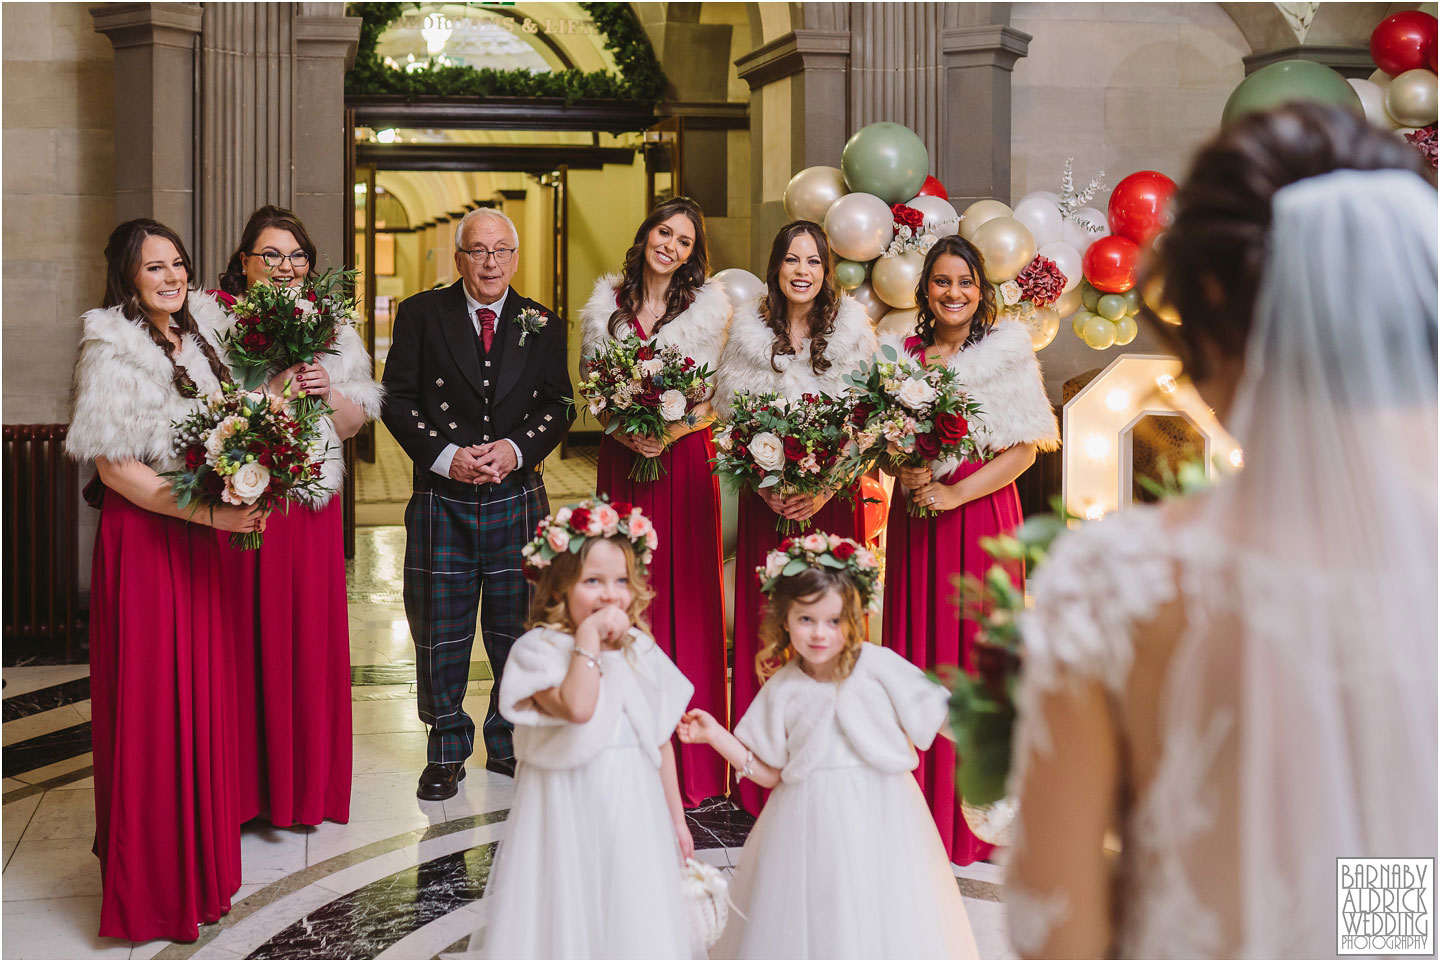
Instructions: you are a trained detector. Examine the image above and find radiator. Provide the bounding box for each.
[2,424,83,660]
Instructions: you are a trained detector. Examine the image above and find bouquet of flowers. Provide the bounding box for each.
[712,391,854,534]
[578,334,714,482]
[842,343,987,518]
[218,268,357,414]
[164,385,328,549]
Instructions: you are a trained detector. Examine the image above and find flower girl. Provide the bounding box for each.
[678,533,979,959]
[470,499,697,959]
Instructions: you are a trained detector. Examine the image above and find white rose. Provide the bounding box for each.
[764,551,788,578]
[801,532,828,553]
[205,430,227,461]
[771,395,789,411]
[640,358,664,376]
[546,526,572,553]
[712,425,732,452]
[658,389,686,422]
[897,377,938,409]
[750,432,785,472]
[555,506,572,526]
[229,461,271,503]
[999,280,1022,306]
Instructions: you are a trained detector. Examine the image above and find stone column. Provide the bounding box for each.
[90,2,203,242]
[940,25,1030,208]
[293,5,360,272]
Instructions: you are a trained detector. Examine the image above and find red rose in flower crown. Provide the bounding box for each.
[891,203,925,231]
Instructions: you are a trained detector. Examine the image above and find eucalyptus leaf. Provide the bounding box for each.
[758,475,780,489]
[781,559,809,576]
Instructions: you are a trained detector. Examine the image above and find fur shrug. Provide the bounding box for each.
[498,626,694,770]
[735,643,949,781]
[712,294,878,420]
[578,274,732,379]
[879,320,1060,464]
[189,292,384,508]
[66,292,232,473]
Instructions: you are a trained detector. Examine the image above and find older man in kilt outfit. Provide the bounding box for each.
[382,208,573,800]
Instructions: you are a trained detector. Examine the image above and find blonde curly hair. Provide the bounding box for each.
[526,534,654,640]
[755,567,866,682]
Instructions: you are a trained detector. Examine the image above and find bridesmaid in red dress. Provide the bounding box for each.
[202,206,382,826]
[578,197,733,807]
[878,234,1059,865]
[66,219,265,940]
[712,221,878,814]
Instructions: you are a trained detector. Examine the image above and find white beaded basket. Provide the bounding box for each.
[681,857,731,949]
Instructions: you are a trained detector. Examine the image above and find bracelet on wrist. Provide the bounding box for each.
[571,647,602,673]
[739,749,755,780]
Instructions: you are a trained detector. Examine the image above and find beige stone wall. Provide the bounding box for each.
[1009,1,1250,398]
[2,2,115,424]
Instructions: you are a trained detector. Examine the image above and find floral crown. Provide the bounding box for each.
[757,531,881,611]
[522,496,658,578]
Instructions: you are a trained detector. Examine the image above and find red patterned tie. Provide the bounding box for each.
[477,307,496,353]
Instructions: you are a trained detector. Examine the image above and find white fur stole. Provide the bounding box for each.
[578,274,733,379]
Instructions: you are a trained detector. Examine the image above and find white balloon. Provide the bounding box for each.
[824,192,896,262]
[1349,78,1403,130]
[901,194,960,236]
[712,268,765,309]
[1037,241,1083,294]
[1026,190,1061,206]
[1060,206,1110,254]
[1052,284,1083,320]
[783,165,849,222]
[876,307,920,340]
[1012,194,1064,248]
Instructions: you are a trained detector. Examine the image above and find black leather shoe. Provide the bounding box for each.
[484,755,517,778]
[416,762,465,801]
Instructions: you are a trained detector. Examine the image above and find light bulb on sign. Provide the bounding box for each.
[1084,434,1111,461]
[1105,389,1131,412]
[421,13,453,55]
[1084,502,1105,521]
[1156,374,1177,394]
[1228,448,1244,468]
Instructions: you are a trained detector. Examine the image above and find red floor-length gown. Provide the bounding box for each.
[89,490,242,942]
[595,321,728,808]
[219,498,352,826]
[882,453,1023,865]
[730,488,866,815]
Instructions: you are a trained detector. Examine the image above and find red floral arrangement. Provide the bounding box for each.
[1405,124,1437,171]
[891,203,925,231]
[1015,255,1066,308]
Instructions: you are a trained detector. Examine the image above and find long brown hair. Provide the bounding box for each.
[526,535,655,638]
[1138,101,1431,382]
[218,205,319,296]
[913,234,996,351]
[103,219,231,398]
[608,196,710,338]
[755,566,866,682]
[760,221,841,374]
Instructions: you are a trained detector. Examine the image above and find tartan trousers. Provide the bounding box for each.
[403,468,549,764]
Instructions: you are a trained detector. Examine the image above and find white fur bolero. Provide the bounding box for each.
[735,643,950,781]
[66,292,232,474]
[713,294,878,420]
[878,320,1060,459]
[578,273,732,379]
[499,625,694,770]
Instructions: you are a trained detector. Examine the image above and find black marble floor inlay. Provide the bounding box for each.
[2,721,92,778]
[350,662,492,687]
[2,677,91,721]
[246,843,495,960]
[684,796,756,850]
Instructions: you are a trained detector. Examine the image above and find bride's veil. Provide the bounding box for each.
[1173,167,1437,956]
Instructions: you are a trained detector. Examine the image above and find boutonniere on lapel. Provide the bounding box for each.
[515,307,548,346]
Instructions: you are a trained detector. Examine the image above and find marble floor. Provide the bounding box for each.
[2,524,1015,960]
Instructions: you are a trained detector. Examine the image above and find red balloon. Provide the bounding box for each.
[916,175,948,199]
[1083,236,1141,293]
[860,475,889,543]
[1370,11,1438,77]
[1108,170,1177,246]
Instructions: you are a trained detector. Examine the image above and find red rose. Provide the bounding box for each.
[202,472,224,496]
[612,501,633,516]
[306,289,318,302]
[914,430,941,461]
[934,411,968,445]
[850,401,873,428]
[783,436,805,461]
[293,307,303,318]
[569,507,592,532]
[289,463,303,474]
[891,203,925,231]
[682,358,695,370]
[832,541,856,561]
[779,537,795,551]
[636,345,655,361]
[639,386,661,406]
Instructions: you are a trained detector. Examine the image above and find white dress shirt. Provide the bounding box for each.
[429,287,526,479]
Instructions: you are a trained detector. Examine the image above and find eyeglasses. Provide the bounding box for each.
[459,247,516,265]
[249,250,311,269]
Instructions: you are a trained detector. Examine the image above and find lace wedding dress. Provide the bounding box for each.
[1006,169,1438,958]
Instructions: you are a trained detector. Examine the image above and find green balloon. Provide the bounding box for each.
[840,122,930,205]
[1097,293,1128,321]
[1081,285,1100,312]
[1123,287,1143,315]
[835,259,868,290]
[1221,60,1363,127]
[1072,310,1093,336]
[1082,315,1118,350]
[1114,315,1139,346]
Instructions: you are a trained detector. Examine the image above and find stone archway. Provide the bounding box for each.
[1220,1,1392,75]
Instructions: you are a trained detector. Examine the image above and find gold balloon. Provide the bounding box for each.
[1385,68,1438,128]
[876,307,921,340]
[1113,315,1139,346]
[972,216,1037,284]
[1028,306,1061,351]
[870,252,923,309]
[959,199,1013,242]
[783,165,848,223]
[1081,314,1118,350]
[849,281,889,322]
